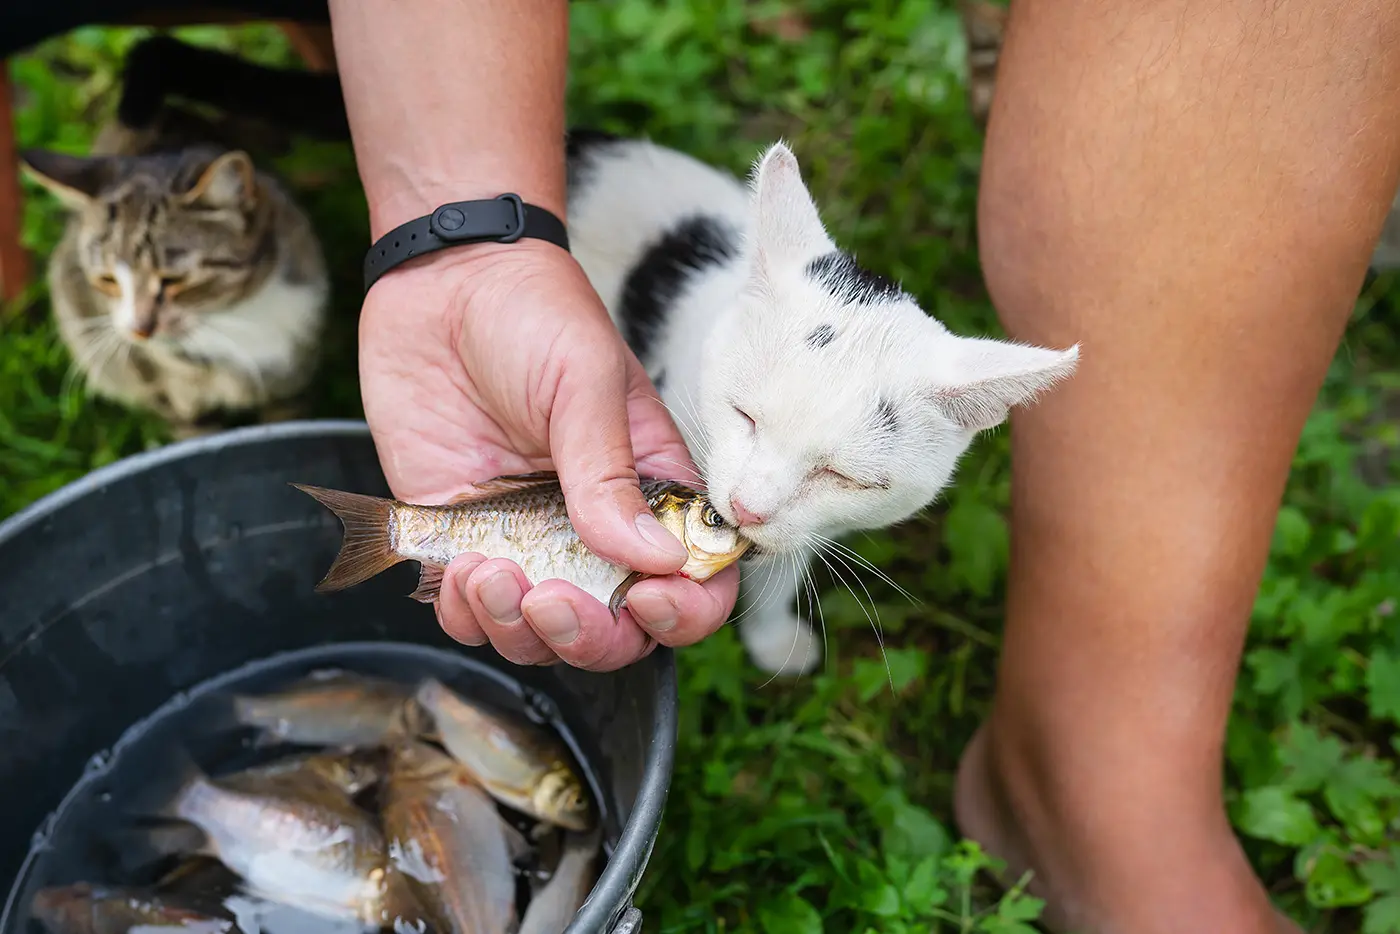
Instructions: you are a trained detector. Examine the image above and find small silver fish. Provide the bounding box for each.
[153,755,393,927]
[29,882,233,934]
[231,669,427,749]
[292,471,750,617]
[518,829,602,934]
[381,741,522,934]
[415,678,593,832]
[238,747,384,798]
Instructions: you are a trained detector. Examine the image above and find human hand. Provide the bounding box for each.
[358,240,740,670]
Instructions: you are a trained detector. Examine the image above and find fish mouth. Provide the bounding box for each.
[685,543,753,581]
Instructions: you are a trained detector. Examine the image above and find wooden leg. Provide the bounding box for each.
[0,62,29,308]
[277,22,336,72]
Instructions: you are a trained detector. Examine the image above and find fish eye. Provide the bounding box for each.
[701,503,725,528]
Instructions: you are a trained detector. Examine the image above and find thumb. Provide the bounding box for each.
[548,343,690,576]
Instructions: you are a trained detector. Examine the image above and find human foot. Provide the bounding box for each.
[953,723,1303,934]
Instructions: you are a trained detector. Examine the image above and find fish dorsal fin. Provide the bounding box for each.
[443,471,561,504]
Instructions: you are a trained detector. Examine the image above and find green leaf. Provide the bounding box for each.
[854,859,902,917]
[1360,850,1400,895]
[854,647,929,701]
[941,494,1008,598]
[902,856,947,910]
[1236,786,1322,846]
[871,789,952,861]
[756,892,824,934]
[1323,754,1398,844]
[1368,650,1400,724]
[1279,722,1346,794]
[1245,647,1307,719]
[1364,895,1400,934]
[996,894,1048,923]
[1305,848,1374,909]
[1272,505,1312,558]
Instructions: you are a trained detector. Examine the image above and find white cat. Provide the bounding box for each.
[566,133,1079,675]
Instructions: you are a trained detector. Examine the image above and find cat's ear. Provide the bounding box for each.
[749,141,834,268]
[19,149,115,211]
[181,150,256,211]
[929,338,1080,432]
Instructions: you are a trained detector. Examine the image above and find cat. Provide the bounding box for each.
[565,132,1079,674]
[18,42,330,439]
[109,39,1080,674]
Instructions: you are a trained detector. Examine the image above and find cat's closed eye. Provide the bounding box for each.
[92,274,120,296]
[734,405,756,432]
[816,466,884,491]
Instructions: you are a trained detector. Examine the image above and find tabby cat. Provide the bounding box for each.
[19,42,329,438]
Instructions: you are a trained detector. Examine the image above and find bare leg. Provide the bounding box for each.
[954,1,1400,932]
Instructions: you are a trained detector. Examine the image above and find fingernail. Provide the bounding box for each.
[626,591,678,632]
[477,571,523,624]
[635,512,688,562]
[527,600,580,645]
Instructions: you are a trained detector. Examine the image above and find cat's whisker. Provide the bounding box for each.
[641,389,715,474]
[61,328,108,392]
[673,386,715,462]
[726,551,788,629]
[799,558,830,677]
[641,455,706,487]
[817,533,921,606]
[810,536,894,694]
[754,552,808,690]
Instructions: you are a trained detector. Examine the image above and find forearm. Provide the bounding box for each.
[327,0,569,239]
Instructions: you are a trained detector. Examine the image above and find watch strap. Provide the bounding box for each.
[363,193,570,294]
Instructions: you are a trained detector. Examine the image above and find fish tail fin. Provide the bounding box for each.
[291,483,404,592]
[132,744,208,820]
[227,694,289,749]
[115,745,215,869]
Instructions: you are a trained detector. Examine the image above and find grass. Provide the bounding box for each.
[4,3,1400,932]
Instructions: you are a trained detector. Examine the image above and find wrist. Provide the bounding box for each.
[365,163,567,242]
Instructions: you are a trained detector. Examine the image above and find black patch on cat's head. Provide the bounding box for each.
[806,250,905,306]
[875,398,900,434]
[619,215,740,364]
[806,324,837,349]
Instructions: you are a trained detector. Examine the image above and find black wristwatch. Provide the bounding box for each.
[362,193,570,294]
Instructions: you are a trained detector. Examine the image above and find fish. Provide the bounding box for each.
[29,882,233,934]
[292,470,751,617]
[414,678,594,832]
[238,747,385,798]
[148,752,394,927]
[231,669,428,749]
[380,741,522,934]
[518,829,602,934]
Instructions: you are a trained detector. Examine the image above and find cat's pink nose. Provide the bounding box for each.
[729,495,768,527]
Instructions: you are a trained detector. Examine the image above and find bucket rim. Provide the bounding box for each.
[0,419,373,545]
[0,418,679,932]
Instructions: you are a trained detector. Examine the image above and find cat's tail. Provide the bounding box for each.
[117,35,349,140]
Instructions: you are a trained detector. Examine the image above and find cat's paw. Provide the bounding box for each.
[739,612,823,676]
